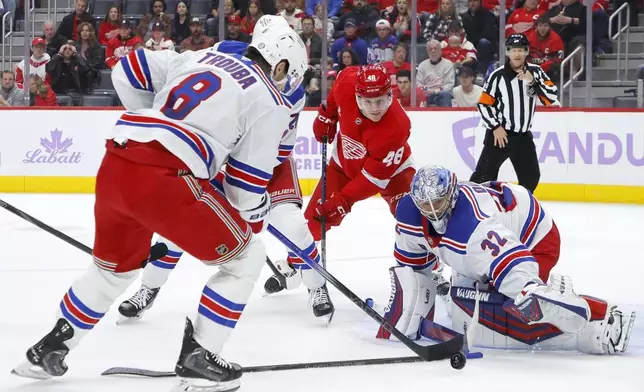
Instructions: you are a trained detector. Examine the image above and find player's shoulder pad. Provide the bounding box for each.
[213,40,249,56]
[395,194,424,229]
[443,184,489,244]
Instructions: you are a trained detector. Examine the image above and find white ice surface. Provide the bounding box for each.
[0,194,643,392]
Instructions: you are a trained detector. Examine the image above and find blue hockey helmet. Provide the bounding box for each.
[409,165,459,234]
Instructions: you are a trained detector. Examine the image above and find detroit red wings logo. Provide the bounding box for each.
[341,134,367,160]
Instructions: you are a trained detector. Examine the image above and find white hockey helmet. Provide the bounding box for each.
[249,15,308,89]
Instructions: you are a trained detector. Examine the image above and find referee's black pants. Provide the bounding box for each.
[469,129,540,193]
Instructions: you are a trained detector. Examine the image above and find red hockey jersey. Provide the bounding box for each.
[505,7,543,36]
[526,29,564,72]
[325,66,413,203]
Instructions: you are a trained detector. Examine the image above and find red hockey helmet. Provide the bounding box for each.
[355,64,392,121]
[355,64,392,98]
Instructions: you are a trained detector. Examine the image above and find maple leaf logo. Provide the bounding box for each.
[40,129,74,153]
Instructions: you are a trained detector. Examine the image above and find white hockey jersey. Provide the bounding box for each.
[109,47,293,212]
[394,181,554,298]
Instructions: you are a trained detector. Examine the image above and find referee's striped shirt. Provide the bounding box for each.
[477,63,560,133]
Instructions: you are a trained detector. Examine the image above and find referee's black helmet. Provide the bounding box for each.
[505,33,530,53]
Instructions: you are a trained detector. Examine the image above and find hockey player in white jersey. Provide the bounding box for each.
[380,165,635,355]
[116,20,334,326]
[11,18,308,392]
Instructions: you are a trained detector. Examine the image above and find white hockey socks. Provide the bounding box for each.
[58,264,138,348]
[377,266,436,340]
[141,238,184,289]
[193,236,266,354]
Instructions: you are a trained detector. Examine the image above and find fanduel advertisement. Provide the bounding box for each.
[0,109,642,187]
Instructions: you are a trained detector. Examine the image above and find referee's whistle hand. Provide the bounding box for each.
[493,127,508,148]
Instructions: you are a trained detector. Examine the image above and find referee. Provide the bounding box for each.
[470,33,560,193]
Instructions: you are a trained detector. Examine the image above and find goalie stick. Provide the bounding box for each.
[267,224,466,369]
[0,198,168,265]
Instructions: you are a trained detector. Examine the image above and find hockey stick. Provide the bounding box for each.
[320,136,328,269]
[264,257,287,287]
[0,198,168,264]
[102,356,429,378]
[267,224,466,369]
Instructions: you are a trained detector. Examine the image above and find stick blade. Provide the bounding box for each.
[101,367,176,378]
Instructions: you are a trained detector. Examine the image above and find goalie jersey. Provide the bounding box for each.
[394,181,554,298]
[109,47,293,212]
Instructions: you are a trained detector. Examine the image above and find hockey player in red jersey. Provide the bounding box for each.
[305,63,415,240]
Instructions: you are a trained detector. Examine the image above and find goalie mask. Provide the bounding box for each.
[355,64,392,122]
[409,166,459,235]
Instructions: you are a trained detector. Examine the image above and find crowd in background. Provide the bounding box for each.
[0,0,641,107]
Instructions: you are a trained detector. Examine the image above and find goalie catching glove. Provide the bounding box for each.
[377,266,437,340]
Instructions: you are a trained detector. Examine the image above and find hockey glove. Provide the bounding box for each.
[306,193,351,240]
[239,192,271,234]
[312,104,338,143]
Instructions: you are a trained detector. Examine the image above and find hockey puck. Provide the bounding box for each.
[365,298,374,308]
[450,352,466,370]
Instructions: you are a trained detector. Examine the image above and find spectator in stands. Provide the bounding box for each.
[416,39,455,107]
[381,0,421,43]
[0,71,26,106]
[451,65,482,106]
[146,21,176,50]
[75,22,103,92]
[306,70,336,107]
[98,5,121,46]
[440,21,477,69]
[393,69,427,107]
[106,21,143,69]
[181,17,215,52]
[367,19,398,63]
[29,75,58,106]
[526,15,563,81]
[546,0,586,54]
[138,0,173,41]
[338,0,379,39]
[330,19,368,64]
[306,0,342,19]
[42,20,66,57]
[210,0,241,21]
[240,0,262,34]
[482,0,512,16]
[46,43,83,100]
[505,0,542,37]
[172,1,191,44]
[300,15,322,65]
[207,0,234,38]
[279,0,305,33]
[56,0,96,42]
[382,43,411,86]
[225,15,251,42]
[336,48,361,70]
[590,0,610,53]
[16,38,50,87]
[313,3,334,41]
[423,0,462,42]
[460,0,496,74]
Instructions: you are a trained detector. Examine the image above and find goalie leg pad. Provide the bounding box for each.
[576,296,636,355]
[506,275,590,334]
[377,266,436,340]
[142,237,184,289]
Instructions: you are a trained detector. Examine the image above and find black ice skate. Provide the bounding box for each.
[11,318,74,380]
[263,274,285,295]
[174,318,242,392]
[117,285,160,324]
[309,284,335,326]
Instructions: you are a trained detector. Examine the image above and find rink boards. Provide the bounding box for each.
[0,107,643,203]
